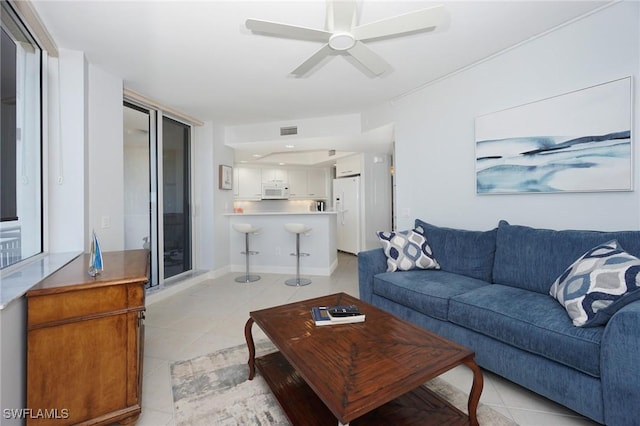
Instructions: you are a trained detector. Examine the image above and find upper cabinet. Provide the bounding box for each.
[288,168,328,199]
[233,168,240,198]
[261,168,288,184]
[307,169,328,199]
[234,167,262,200]
[335,155,361,177]
[234,166,329,200]
[287,169,308,198]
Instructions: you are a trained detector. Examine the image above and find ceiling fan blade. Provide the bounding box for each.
[347,41,391,76]
[291,44,333,77]
[327,0,357,32]
[246,19,331,42]
[351,5,445,41]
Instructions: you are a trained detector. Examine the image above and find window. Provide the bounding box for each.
[0,3,42,269]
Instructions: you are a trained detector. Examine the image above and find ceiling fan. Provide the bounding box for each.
[245,1,445,77]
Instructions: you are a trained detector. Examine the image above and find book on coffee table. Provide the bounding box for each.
[311,305,365,326]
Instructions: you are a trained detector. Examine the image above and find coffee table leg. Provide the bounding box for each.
[244,317,256,380]
[464,359,484,426]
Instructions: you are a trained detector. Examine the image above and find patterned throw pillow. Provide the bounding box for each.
[549,240,640,327]
[376,229,440,272]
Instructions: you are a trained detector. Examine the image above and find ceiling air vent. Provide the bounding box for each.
[280,126,298,136]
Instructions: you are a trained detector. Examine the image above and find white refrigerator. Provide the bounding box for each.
[333,176,361,255]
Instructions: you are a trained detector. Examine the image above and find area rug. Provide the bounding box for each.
[171,341,518,425]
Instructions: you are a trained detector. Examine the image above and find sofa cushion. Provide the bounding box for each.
[414,219,497,282]
[376,229,440,272]
[373,269,489,321]
[449,285,603,377]
[550,240,640,327]
[493,220,640,294]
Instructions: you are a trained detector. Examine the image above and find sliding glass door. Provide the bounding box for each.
[162,117,191,279]
[123,103,192,286]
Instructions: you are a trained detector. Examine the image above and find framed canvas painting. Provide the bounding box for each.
[219,164,233,190]
[475,77,632,194]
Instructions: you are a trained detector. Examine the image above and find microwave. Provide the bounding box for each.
[261,184,289,200]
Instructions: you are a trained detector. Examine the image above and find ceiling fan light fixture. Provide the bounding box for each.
[329,32,355,51]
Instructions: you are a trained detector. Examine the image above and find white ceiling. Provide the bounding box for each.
[32,0,610,164]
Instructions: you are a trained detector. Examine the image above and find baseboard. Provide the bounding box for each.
[230,264,334,276]
[146,270,212,305]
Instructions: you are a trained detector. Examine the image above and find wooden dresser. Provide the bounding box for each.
[25,249,149,426]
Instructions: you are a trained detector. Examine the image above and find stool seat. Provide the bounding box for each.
[233,223,260,234]
[233,223,260,283]
[284,223,312,234]
[284,223,312,286]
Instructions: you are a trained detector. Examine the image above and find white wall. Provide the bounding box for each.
[393,2,640,232]
[195,122,234,274]
[0,297,25,426]
[47,49,87,253]
[49,48,216,268]
[47,51,125,253]
[87,64,124,251]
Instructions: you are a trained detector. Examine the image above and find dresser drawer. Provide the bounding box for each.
[28,283,144,328]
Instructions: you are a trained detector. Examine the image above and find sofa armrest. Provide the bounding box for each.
[601,301,640,426]
[358,248,387,303]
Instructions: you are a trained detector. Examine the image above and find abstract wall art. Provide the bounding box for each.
[475,77,632,194]
[219,164,233,190]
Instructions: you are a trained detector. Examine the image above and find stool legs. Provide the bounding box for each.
[285,232,311,286]
[235,232,260,283]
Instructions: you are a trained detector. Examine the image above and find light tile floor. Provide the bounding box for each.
[138,252,600,426]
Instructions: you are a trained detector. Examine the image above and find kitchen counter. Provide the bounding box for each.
[226,212,337,276]
[224,211,336,216]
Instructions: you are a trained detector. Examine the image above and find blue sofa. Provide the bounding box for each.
[358,219,640,426]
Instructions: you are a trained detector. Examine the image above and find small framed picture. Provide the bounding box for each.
[219,164,233,190]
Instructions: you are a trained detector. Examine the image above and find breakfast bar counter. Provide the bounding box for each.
[225,212,337,276]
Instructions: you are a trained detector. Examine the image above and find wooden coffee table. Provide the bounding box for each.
[244,292,483,426]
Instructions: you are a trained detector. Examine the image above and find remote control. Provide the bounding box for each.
[328,305,362,317]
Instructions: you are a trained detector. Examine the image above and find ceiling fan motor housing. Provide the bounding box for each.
[329,32,356,51]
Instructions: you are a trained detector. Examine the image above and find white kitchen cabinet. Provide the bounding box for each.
[287,168,328,199]
[236,167,262,200]
[235,166,329,200]
[307,168,328,199]
[261,168,288,184]
[233,168,240,197]
[335,155,361,177]
[287,169,308,198]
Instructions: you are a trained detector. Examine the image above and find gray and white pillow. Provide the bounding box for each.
[376,229,440,272]
[550,240,640,327]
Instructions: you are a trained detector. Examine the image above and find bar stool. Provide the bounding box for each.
[233,223,261,283]
[284,223,312,286]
